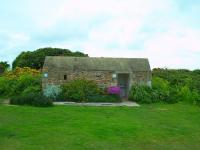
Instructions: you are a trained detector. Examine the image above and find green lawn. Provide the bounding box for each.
[0,103,200,150]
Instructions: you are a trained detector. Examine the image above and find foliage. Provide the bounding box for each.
[152,68,200,93]
[152,68,200,105]
[10,93,53,107]
[60,79,101,102]
[12,47,88,69]
[0,61,10,74]
[152,77,169,92]
[88,94,121,102]
[128,85,159,104]
[152,77,170,102]
[4,67,40,79]
[0,77,10,95]
[0,67,41,97]
[43,85,62,100]
[107,86,121,96]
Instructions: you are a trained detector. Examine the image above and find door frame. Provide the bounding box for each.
[117,73,130,98]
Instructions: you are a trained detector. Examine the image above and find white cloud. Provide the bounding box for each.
[0,0,200,69]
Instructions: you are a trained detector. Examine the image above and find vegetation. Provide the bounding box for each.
[128,69,200,105]
[0,61,10,74]
[10,93,53,107]
[1,48,200,105]
[1,103,200,150]
[153,68,200,93]
[12,47,88,69]
[0,67,41,97]
[57,79,121,102]
[43,85,62,101]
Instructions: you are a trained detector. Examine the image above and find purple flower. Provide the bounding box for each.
[107,86,121,95]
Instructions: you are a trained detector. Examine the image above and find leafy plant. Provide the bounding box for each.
[60,79,101,102]
[10,93,53,107]
[128,85,158,104]
[88,94,121,102]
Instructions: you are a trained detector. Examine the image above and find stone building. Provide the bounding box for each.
[42,56,151,98]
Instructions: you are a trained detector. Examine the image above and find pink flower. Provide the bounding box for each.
[107,86,121,95]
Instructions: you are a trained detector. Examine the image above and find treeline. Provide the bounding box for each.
[153,68,200,93]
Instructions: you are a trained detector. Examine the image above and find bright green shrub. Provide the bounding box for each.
[43,85,62,100]
[128,85,159,103]
[60,79,101,102]
[21,86,41,96]
[10,93,53,107]
[152,77,169,92]
[11,74,41,96]
[0,77,10,96]
[0,67,42,97]
[175,86,200,104]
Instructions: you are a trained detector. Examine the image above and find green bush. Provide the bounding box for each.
[12,74,41,96]
[10,93,53,107]
[165,87,179,104]
[0,73,41,97]
[0,77,10,96]
[128,85,159,104]
[21,85,41,96]
[88,94,121,103]
[152,77,170,101]
[60,79,102,102]
[192,90,200,105]
[175,86,200,104]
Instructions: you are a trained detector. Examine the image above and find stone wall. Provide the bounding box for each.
[42,68,151,90]
[42,69,118,90]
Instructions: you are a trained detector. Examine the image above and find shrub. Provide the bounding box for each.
[0,77,10,96]
[10,93,53,107]
[60,79,101,102]
[128,85,158,103]
[11,74,41,96]
[0,68,42,97]
[5,67,40,79]
[165,87,179,104]
[192,90,200,105]
[43,85,62,101]
[152,77,170,101]
[21,86,41,96]
[107,86,121,96]
[88,94,121,103]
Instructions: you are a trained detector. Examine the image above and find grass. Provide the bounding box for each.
[0,103,200,150]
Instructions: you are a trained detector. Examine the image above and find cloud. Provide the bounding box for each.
[0,0,200,69]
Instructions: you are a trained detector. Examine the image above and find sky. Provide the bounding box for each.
[0,0,200,69]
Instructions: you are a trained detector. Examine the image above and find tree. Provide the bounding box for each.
[12,47,88,70]
[0,61,10,74]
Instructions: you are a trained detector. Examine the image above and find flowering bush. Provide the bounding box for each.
[107,86,121,96]
[0,67,41,97]
[5,67,40,79]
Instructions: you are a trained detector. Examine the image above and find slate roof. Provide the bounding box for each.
[43,56,151,72]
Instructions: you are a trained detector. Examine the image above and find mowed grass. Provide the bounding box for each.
[0,103,200,150]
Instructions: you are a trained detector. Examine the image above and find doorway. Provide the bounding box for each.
[117,74,130,98]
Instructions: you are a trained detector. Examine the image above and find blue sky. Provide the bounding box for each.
[0,0,200,69]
